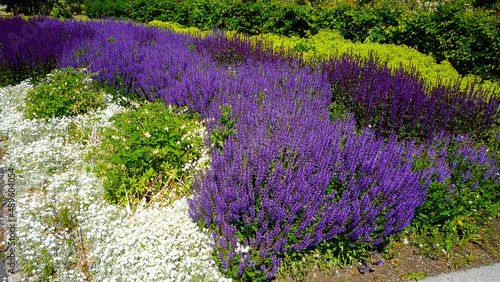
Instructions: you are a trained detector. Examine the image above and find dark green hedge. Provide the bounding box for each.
[367,4,500,83]
[83,0,130,19]
[83,0,500,83]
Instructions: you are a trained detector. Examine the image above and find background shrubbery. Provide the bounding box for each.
[83,0,129,18]
[119,0,500,84]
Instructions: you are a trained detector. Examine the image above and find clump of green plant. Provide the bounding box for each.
[23,67,106,120]
[402,271,425,281]
[413,149,500,232]
[276,234,374,280]
[93,101,205,207]
[54,0,75,19]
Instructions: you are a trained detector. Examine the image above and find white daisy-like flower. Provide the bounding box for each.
[0,79,226,281]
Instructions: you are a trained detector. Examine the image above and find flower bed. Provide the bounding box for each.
[0,16,499,281]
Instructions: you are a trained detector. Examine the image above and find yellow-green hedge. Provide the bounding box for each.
[147,20,500,96]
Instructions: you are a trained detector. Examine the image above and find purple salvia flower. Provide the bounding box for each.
[471,181,479,191]
[237,261,245,277]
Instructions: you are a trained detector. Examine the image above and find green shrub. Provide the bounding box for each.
[0,0,56,15]
[304,30,500,93]
[53,0,77,19]
[83,0,129,18]
[23,67,106,120]
[368,2,500,83]
[92,101,206,206]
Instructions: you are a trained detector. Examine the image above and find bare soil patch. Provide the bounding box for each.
[277,219,500,281]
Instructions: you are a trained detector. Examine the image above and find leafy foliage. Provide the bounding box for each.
[210,104,238,154]
[53,0,80,19]
[23,67,106,120]
[369,3,500,83]
[0,0,57,15]
[92,101,205,206]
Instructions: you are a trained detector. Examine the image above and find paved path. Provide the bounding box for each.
[423,263,500,282]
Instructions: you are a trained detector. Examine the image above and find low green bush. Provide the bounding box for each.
[92,101,206,206]
[83,0,129,19]
[145,20,206,37]
[367,2,500,83]
[23,67,106,120]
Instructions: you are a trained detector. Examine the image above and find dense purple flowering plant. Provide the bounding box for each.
[323,54,500,143]
[0,16,94,86]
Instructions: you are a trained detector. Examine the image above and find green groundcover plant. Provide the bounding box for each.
[91,101,206,207]
[22,67,106,120]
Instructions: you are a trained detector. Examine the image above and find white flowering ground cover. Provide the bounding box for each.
[0,80,231,281]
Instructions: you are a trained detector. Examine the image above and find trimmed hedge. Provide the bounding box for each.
[83,0,129,19]
[366,3,500,84]
[118,0,500,84]
[147,20,500,95]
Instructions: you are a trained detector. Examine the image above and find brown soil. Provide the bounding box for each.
[277,218,500,281]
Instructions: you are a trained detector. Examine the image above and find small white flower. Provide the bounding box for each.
[144,132,151,138]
